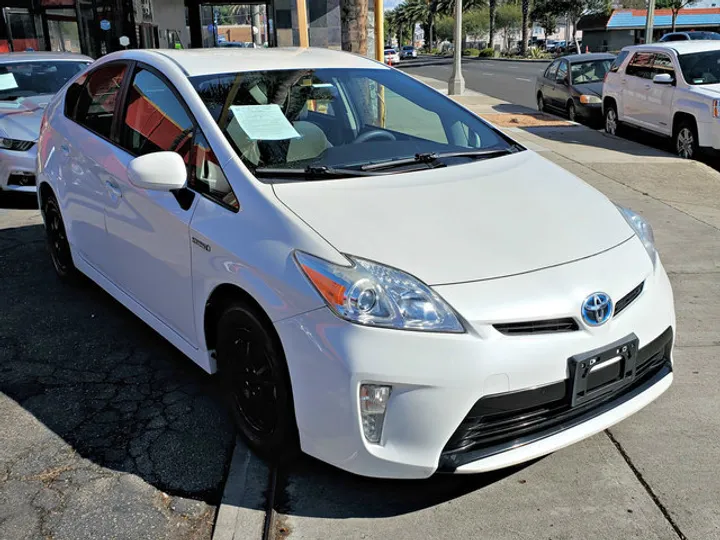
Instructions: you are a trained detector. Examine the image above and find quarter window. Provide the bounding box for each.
[191,132,238,211]
[74,63,127,139]
[625,52,654,79]
[119,67,194,160]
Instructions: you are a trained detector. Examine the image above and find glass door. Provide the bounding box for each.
[3,8,46,52]
[46,8,81,52]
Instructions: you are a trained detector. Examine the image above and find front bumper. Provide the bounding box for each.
[275,238,675,479]
[0,145,37,193]
[575,100,603,121]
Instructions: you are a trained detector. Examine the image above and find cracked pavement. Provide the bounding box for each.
[0,195,235,540]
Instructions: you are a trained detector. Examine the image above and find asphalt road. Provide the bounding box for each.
[401,59,549,109]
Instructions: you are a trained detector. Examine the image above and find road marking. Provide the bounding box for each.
[480,72,494,76]
[508,66,519,69]
[515,77,532,82]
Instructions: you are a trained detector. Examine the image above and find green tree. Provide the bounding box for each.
[464,8,490,40]
[495,3,522,50]
[433,14,455,42]
[531,0,561,42]
[657,0,700,31]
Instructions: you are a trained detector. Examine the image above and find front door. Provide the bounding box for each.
[645,52,675,135]
[103,64,198,345]
[622,51,654,128]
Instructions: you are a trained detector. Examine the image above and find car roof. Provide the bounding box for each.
[561,52,616,63]
[99,48,386,77]
[0,51,93,63]
[622,40,720,55]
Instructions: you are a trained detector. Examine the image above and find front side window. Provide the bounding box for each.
[0,60,89,102]
[191,68,517,181]
[678,50,720,85]
[652,53,675,79]
[625,52,654,79]
[191,132,238,210]
[571,59,612,84]
[119,67,194,160]
[75,62,127,139]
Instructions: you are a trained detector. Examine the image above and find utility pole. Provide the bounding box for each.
[645,0,655,43]
[375,0,384,61]
[448,0,464,95]
[252,5,262,45]
[296,0,309,46]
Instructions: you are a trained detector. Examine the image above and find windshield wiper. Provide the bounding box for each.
[360,148,519,171]
[254,165,385,179]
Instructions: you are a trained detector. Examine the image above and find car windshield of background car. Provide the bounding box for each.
[571,59,612,84]
[0,61,89,101]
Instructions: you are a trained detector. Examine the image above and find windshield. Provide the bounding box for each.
[0,61,89,100]
[571,59,612,84]
[678,50,720,84]
[191,67,517,181]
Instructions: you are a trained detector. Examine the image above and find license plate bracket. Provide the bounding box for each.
[568,334,639,407]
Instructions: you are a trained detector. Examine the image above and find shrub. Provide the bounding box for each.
[430,48,441,55]
[478,47,495,57]
[463,48,480,57]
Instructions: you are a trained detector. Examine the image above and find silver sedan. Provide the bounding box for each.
[0,52,91,194]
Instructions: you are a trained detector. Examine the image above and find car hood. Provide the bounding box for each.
[573,81,603,97]
[0,95,51,141]
[686,83,720,98]
[273,151,635,285]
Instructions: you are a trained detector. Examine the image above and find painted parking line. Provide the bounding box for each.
[515,77,532,82]
[480,72,495,76]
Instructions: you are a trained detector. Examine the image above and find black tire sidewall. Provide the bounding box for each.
[537,93,544,112]
[216,304,299,461]
[605,104,619,135]
[43,195,78,280]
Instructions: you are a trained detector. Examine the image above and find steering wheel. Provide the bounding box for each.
[353,129,397,144]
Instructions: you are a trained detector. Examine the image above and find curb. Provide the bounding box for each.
[212,439,269,540]
[466,56,551,63]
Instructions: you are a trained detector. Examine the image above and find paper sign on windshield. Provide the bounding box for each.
[229,104,300,141]
[0,73,19,91]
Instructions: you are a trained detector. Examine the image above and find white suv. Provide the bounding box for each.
[603,41,720,159]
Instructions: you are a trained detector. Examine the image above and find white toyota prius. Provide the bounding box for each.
[37,48,675,479]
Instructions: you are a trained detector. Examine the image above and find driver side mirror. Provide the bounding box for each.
[128,151,187,192]
[653,73,674,85]
[557,75,569,86]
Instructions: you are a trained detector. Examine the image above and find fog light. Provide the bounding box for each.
[359,384,391,444]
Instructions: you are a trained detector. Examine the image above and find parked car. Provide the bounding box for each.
[384,48,400,64]
[536,53,615,123]
[659,31,720,42]
[401,45,417,59]
[603,41,720,159]
[38,48,675,479]
[0,52,91,195]
[218,41,258,48]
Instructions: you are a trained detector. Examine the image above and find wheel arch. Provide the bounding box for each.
[203,283,282,367]
[672,110,697,134]
[602,96,617,115]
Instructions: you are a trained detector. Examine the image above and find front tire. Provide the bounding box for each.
[605,103,621,136]
[42,194,79,282]
[567,101,577,122]
[674,120,698,159]
[216,303,299,462]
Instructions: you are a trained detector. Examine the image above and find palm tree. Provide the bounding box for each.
[341,0,368,54]
[521,0,530,55]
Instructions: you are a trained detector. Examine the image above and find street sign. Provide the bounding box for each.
[119,35,130,47]
[100,19,110,31]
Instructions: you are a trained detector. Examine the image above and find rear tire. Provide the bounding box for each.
[604,102,621,136]
[537,93,545,112]
[42,194,80,282]
[673,120,698,160]
[216,303,299,463]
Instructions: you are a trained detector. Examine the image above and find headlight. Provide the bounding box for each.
[579,95,601,104]
[295,251,465,333]
[616,205,657,267]
[0,138,34,151]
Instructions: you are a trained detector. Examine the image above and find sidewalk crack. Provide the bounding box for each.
[605,429,687,540]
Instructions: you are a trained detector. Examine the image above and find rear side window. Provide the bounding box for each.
[625,52,654,79]
[666,34,688,41]
[609,50,629,73]
[119,67,194,160]
[74,63,127,139]
[544,59,560,79]
[555,60,568,82]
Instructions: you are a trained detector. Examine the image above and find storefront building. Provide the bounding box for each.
[0,0,377,58]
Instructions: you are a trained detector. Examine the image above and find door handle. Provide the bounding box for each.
[105,180,122,199]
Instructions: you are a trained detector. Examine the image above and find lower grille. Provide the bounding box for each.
[439,326,673,471]
[494,318,579,335]
[8,173,36,187]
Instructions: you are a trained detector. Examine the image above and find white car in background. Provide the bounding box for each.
[38,48,674,479]
[384,48,400,64]
[603,41,720,159]
[0,52,91,194]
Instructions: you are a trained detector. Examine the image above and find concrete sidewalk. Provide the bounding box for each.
[213,81,720,540]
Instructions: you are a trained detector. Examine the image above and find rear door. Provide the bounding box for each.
[538,60,559,108]
[549,60,570,109]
